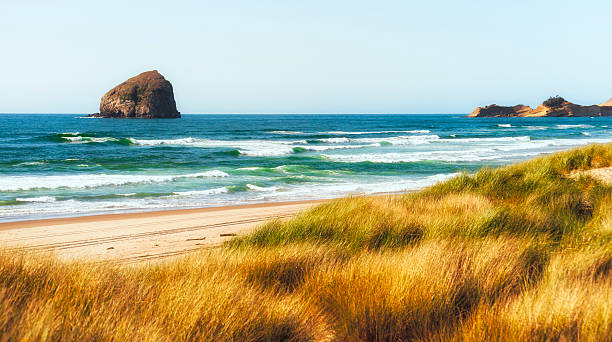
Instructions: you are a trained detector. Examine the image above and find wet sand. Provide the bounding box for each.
[0,200,324,263]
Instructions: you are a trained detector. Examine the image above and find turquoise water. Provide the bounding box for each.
[1,114,611,222]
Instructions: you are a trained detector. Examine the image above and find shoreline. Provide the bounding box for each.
[0,198,328,230]
[0,189,411,226]
[0,198,327,262]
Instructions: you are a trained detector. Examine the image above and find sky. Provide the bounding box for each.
[1,0,611,114]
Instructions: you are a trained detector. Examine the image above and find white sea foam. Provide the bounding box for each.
[174,187,230,196]
[265,173,459,198]
[246,184,279,192]
[11,143,593,220]
[525,126,548,131]
[497,124,512,128]
[494,138,612,152]
[317,137,351,143]
[132,137,298,156]
[15,161,46,166]
[0,174,461,221]
[312,135,440,145]
[269,130,306,135]
[16,196,57,203]
[130,137,389,156]
[0,170,229,191]
[556,124,593,129]
[129,137,197,145]
[323,149,542,163]
[441,136,531,143]
[62,136,122,143]
[324,130,431,135]
[269,130,431,135]
[127,134,458,155]
[296,144,378,152]
[323,137,611,163]
[353,135,440,145]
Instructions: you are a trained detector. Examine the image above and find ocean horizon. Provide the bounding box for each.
[1,113,611,222]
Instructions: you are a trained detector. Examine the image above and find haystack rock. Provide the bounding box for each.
[92,70,180,118]
[469,97,612,117]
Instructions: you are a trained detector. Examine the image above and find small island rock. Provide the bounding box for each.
[92,70,180,118]
[469,96,612,117]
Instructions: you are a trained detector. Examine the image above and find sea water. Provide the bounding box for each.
[1,114,611,222]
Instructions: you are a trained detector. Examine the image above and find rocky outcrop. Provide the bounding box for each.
[526,101,612,117]
[469,97,612,117]
[91,70,180,118]
[470,104,532,117]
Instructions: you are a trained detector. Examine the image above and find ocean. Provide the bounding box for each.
[1,114,611,222]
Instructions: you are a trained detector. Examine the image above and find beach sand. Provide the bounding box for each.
[582,166,612,184]
[571,166,612,185]
[0,200,323,263]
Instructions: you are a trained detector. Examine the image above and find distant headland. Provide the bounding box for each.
[90,70,180,119]
[469,96,612,117]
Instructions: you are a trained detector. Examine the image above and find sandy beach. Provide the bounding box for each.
[0,200,323,263]
[2,165,610,264]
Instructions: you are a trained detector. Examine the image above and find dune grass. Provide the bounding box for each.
[1,143,611,341]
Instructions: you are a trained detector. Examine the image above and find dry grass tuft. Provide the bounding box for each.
[304,238,545,341]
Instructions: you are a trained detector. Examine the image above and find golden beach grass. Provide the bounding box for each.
[1,143,611,341]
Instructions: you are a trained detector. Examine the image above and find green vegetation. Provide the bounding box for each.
[118,86,147,104]
[1,144,611,341]
[136,86,147,104]
[543,95,566,108]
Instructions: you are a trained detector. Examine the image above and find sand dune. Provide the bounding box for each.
[600,98,612,106]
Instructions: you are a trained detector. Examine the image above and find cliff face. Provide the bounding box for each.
[469,98,612,117]
[93,70,180,118]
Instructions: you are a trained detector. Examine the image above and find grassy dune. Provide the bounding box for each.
[1,144,612,341]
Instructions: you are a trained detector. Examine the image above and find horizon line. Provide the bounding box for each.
[0,112,464,115]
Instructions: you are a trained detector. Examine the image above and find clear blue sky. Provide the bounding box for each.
[1,0,611,114]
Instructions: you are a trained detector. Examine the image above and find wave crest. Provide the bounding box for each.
[0,170,229,191]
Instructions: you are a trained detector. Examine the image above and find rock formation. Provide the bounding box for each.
[469,104,532,117]
[469,97,612,117]
[91,70,180,118]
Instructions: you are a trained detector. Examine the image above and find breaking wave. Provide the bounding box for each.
[47,133,134,145]
[269,129,431,135]
[0,170,230,191]
[323,150,543,163]
[556,124,594,129]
